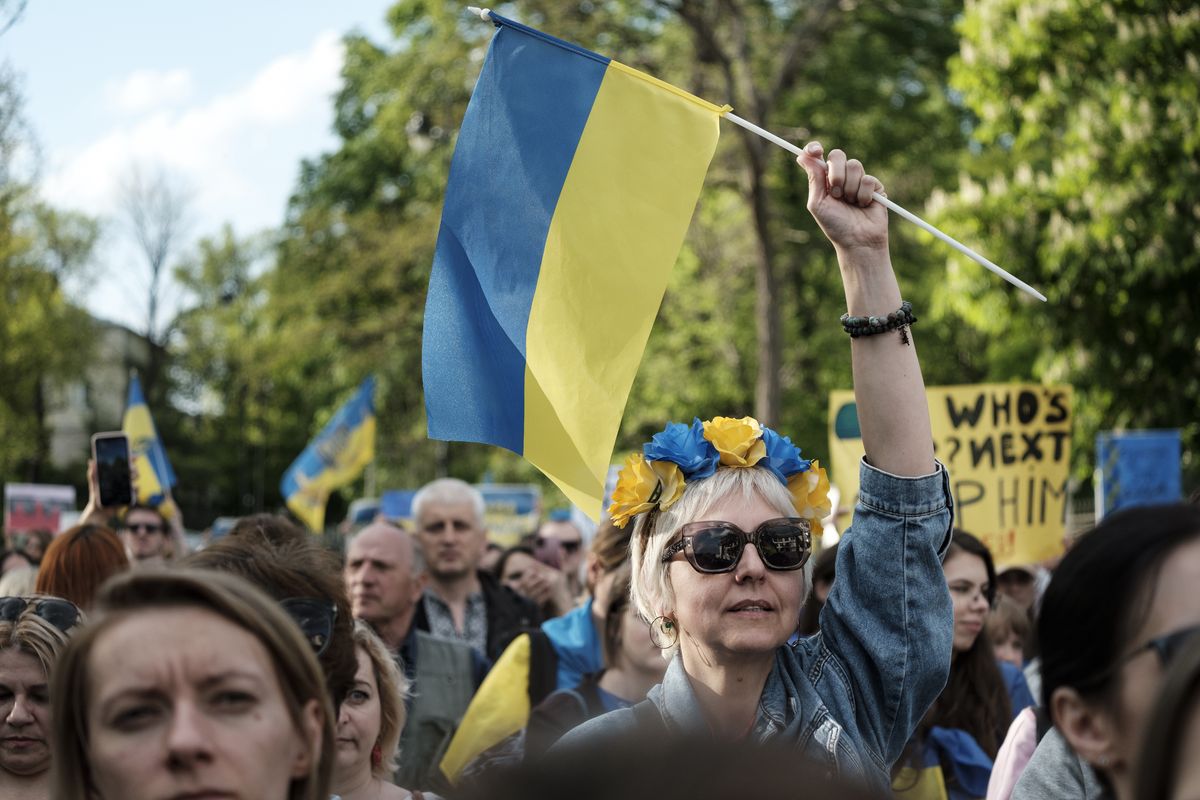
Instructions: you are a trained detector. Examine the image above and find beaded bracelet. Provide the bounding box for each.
[840,300,917,344]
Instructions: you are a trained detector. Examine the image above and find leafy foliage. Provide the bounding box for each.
[932,0,1200,485]
[0,75,99,482]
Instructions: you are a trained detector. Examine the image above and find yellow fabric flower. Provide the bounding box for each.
[609,453,686,528]
[787,460,832,522]
[702,416,766,468]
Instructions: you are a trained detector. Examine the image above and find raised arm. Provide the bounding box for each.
[797,142,935,477]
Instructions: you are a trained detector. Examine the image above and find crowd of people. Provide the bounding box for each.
[1,146,1197,800]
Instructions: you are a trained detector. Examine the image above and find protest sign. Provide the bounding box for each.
[477,484,542,549]
[380,490,417,524]
[1095,430,1181,518]
[829,384,1073,566]
[3,483,77,535]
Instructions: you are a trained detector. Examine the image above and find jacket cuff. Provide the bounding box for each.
[857,457,953,518]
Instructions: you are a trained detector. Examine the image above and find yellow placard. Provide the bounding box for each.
[828,384,1073,567]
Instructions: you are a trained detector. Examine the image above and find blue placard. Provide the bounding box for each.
[380,490,416,522]
[1096,430,1182,517]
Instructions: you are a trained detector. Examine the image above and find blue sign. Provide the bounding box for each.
[1096,430,1182,517]
[380,490,416,522]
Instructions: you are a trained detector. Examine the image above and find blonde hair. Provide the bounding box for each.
[0,595,78,677]
[629,467,810,656]
[50,569,335,800]
[0,565,38,597]
[351,620,410,779]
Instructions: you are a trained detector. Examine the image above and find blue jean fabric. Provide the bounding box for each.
[556,458,955,794]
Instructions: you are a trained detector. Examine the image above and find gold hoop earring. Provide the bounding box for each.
[650,615,679,649]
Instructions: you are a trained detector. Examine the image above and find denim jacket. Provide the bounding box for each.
[555,458,955,794]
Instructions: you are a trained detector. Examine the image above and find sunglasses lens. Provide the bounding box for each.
[280,599,333,656]
[0,598,22,623]
[689,528,742,573]
[39,599,80,632]
[759,523,808,570]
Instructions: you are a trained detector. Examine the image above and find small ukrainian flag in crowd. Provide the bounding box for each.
[422,12,726,520]
[123,373,177,509]
[281,376,377,532]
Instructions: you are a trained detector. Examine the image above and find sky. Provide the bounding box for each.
[4,1,392,331]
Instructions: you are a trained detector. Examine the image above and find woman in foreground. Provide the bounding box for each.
[557,143,955,794]
[1013,503,1200,800]
[50,569,333,800]
[0,596,80,800]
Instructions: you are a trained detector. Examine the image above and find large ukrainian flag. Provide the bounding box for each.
[423,13,727,519]
[280,376,377,532]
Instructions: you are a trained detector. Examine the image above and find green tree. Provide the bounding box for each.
[0,73,99,481]
[168,226,275,521]
[934,0,1200,487]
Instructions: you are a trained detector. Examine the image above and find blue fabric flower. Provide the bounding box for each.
[759,427,811,483]
[643,418,720,480]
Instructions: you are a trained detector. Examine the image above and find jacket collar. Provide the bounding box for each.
[649,650,796,736]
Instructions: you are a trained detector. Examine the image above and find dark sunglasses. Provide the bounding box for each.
[1124,624,1200,668]
[280,597,337,656]
[661,518,812,574]
[536,536,582,554]
[126,522,164,534]
[0,596,82,633]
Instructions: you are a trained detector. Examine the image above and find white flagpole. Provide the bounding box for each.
[463,7,1047,303]
[722,112,1046,302]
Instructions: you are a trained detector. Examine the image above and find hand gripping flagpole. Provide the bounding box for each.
[721,113,1046,302]
[465,7,1047,303]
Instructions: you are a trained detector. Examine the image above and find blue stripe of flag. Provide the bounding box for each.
[422,22,610,453]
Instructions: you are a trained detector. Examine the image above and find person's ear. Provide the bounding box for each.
[585,553,604,592]
[410,571,427,603]
[291,698,323,778]
[1051,686,1121,770]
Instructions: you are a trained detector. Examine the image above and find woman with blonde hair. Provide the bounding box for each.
[331,620,415,799]
[556,143,954,795]
[0,595,80,800]
[50,569,333,800]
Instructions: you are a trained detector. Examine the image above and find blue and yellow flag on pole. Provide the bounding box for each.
[280,376,377,532]
[123,373,177,509]
[422,13,727,520]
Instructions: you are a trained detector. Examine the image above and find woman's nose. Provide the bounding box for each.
[6,694,34,725]
[735,543,767,581]
[165,702,214,768]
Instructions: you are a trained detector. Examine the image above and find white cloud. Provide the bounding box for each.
[42,30,346,234]
[105,68,194,113]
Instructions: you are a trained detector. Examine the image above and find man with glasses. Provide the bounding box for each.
[410,478,541,662]
[120,505,172,566]
[345,521,484,791]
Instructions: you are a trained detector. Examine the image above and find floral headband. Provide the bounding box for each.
[609,416,832,529]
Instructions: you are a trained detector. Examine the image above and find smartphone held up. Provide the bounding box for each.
[92,432,134,508]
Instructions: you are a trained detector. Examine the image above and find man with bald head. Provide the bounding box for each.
[344,521,484,791]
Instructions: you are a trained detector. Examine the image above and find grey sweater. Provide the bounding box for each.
[1011,727,1105,800]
